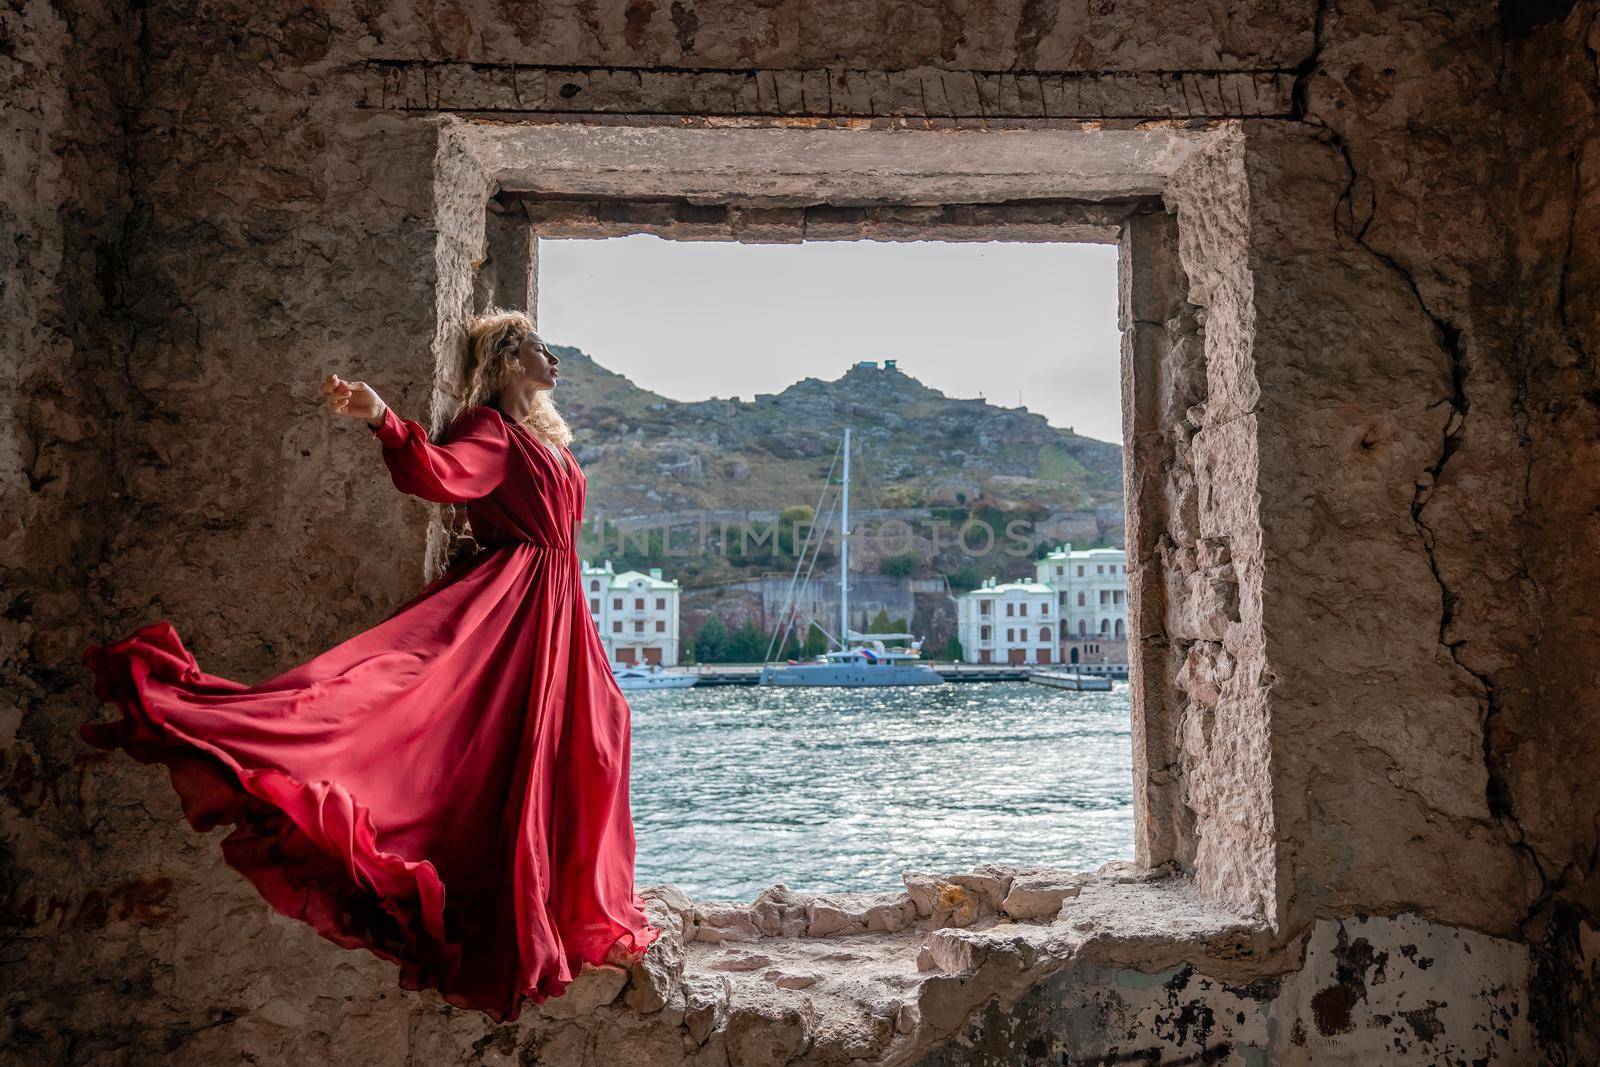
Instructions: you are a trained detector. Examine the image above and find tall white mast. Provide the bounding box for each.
[840,426,850,649]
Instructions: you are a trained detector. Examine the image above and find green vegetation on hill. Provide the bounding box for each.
[550,343,1125,586]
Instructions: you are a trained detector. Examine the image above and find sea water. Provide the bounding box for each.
[628,680,1134,900]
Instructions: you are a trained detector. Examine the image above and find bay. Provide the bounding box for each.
[628,680,1134,900]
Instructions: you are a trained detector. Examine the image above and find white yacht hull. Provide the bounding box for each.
[758,663,945,687]
[612,669,699,690]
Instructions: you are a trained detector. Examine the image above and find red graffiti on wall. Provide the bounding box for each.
[0,748,106,812]
[0,877,175,931]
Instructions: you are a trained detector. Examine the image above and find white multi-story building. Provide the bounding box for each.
[1034,544,1128,668]
[955,577,1059,665]
[580,560,682,666]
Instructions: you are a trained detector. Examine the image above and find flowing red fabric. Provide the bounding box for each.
[80,403,661,1022]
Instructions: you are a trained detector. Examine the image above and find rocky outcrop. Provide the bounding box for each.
[558,347,1123,521]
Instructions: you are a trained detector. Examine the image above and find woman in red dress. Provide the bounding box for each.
[80,307,661,1022]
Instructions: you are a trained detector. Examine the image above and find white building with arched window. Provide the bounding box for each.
[580,559,682,666]
[1034,544,1129,670]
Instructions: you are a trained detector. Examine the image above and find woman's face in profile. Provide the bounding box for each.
[503,331,559,404]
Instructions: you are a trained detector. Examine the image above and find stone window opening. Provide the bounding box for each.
[437,119,1256,1058]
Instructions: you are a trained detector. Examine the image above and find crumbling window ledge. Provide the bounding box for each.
[535,865,1270,1065]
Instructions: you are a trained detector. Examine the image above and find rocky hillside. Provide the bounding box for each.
[551,344,1124,518]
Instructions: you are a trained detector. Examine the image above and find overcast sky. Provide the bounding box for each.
[536,236,1124,443]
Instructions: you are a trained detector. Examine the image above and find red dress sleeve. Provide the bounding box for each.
[371,404,510,504]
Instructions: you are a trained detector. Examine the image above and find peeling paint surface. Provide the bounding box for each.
[917,915,1530,1065]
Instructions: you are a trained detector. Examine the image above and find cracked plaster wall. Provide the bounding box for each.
[3,0,1599,1063]
[1244,0,1600,947]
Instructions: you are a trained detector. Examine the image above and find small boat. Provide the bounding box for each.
[611,663,699,690]
[1026,670,1114,692]
[758,427,945,689]
[759,637,945,687]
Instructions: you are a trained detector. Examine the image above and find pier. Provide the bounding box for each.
[677,664,1126,686]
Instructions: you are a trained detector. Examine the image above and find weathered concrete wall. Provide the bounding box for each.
[4,0,1599,1063]
[1500,0,1600,936]
[1240,1,1600,952]
[1500,6,1600,1057]
[1,1,146,1055]
[1239,0,1527,940]
[1,3,137,760]
[2,2,477,1059]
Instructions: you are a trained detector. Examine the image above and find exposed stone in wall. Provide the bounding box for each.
[477,196,537,314]
[1159,130,1279,923]
[1119,209,1202,877]
[334,0,1314,74]
[360,61,1298,124]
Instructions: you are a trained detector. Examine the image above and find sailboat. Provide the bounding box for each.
[758,427,945,687]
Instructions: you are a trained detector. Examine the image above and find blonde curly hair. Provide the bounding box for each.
[461,306,573,447]
[441,307,575,569]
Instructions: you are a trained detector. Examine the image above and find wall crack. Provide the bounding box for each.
[1291,0,1550,923]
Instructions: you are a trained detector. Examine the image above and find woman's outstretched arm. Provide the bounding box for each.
[321,372,510,504]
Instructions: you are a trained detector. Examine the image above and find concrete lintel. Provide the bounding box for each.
[452,120,1216,205]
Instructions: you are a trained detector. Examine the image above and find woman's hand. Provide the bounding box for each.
[321,373,387,426]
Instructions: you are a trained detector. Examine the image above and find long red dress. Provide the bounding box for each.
[80,402,661,1022]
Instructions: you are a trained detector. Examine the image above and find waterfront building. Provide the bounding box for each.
[955,576,1058,665]
[1034,544,1129,668]
[580,559,682,666]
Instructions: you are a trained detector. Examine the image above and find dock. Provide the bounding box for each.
[677,664,1087,686]
[1026,670,1115,692]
